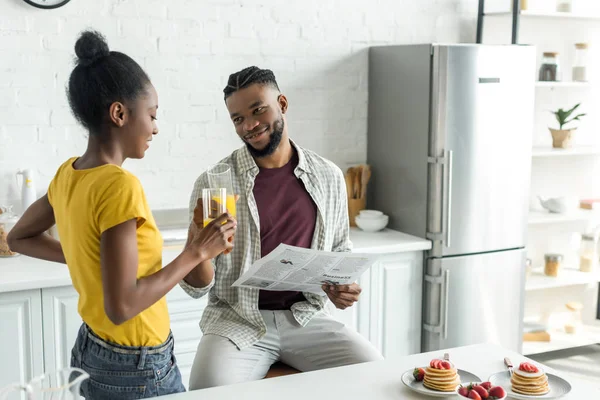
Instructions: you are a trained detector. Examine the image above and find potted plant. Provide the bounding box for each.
[549,103,586,148]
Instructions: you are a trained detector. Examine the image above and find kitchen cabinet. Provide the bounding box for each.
[41,286,81,373]
[332,250,424,359]
[0,290,44,399]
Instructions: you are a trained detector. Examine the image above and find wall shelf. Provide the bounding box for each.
[532,146,600,157]
[526,267,600,291]
[485,10,600,21]
[528,209,599,225]
[522,323,600,355]
[535,81,590,88]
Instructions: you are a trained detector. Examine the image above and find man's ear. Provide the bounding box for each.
[278,94,288,114]
[108,101,128,127]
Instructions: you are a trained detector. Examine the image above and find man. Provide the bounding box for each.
[181,66,383,390]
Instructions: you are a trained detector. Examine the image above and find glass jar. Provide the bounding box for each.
[539,52,560,81]
[556,0,572,12]
[564,301,583,334]
[579,233,597,272]
[544,253,563,277]
[0,206,20,257]
[572,43,589,82]
[525,258,532,279]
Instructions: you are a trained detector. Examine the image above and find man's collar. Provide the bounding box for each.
[237,139,313,175]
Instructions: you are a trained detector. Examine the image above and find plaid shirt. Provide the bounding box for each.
[179,140,352,349]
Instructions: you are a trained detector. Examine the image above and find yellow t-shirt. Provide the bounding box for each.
[48,157,169,347]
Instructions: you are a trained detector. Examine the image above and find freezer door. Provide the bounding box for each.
[422,248,526,353]
[428,45,535,256]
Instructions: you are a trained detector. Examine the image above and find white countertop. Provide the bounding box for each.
[0,228,430,294]
[160,343,598,400]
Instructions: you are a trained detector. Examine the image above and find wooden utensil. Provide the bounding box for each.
[345,169,354,199]
[360,165,371,199]
[353,165,362,199]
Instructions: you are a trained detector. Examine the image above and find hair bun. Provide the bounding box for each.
[74,30,110,67]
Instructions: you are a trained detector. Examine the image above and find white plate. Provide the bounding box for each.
[488,371,572,399]
[401,368,481,398]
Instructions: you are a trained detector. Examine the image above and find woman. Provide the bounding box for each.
[7,30,235,399]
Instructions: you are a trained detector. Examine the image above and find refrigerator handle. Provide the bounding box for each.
[442,269,450,340]
[423,267,450,339]
[444,150,454,248]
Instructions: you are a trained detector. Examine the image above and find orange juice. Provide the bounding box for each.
[225,194,236,217]
[203,194,237,254]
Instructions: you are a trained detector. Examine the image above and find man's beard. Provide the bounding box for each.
[244,116,284,158]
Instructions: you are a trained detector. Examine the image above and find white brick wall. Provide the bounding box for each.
[0,0,477,211]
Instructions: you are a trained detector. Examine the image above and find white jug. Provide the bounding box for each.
[0,368,88,400]
[16,169,37,212]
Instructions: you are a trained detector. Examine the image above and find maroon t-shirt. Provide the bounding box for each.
[254,152,317,310]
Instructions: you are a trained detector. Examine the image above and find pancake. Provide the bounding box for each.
[423,365,460,392]
[511,366,549,396]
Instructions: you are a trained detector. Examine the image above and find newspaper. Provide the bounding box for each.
[232,244,379,294]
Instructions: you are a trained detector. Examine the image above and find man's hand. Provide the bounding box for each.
[322,283,362,310]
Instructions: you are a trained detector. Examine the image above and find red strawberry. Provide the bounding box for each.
[518,362,539,373]
[430,359,437,368]
[441,360,452,370]
[480,382,492,390]
[458,386,469,397]
[468,390,482,400]
[430,359,442,369]
[489,386,506,399]
[472,385,489,399]
[413,367,425,382]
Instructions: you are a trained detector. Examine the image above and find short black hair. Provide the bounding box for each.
[223,66,280,100]
[67,30,151,134]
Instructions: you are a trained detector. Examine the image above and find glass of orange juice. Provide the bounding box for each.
[202,188,226,227]
[207,163,236,218]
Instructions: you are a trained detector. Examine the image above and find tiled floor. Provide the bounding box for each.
[529,344,600,384]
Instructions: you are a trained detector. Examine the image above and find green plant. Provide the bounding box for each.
[551,103,586,130]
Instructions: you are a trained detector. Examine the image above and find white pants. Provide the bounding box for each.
[188,310,383,390]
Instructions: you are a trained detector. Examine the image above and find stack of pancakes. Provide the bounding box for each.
[511,367,549,396]
[423,363,460,392]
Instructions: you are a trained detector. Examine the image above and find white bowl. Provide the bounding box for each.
[358,209,384,219]
[355,214,388,232]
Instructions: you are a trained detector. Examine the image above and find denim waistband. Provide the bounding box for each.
[82,324,174,356]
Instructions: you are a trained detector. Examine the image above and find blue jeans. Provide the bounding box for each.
[70,324,186,399]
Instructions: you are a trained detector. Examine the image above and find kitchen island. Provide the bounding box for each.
[160,343,599,399]
[0,228,431,390]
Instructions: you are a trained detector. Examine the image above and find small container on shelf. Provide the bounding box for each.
[0,206,20,257]
[556,0,572,12]
[525,258,532,279]
[564,301,583,334]
[579,233,597,272]
[572,43,589,82]
[544,253,563,277]
[539,52,560,82]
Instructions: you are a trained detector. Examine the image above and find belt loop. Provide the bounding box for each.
[137,347,148,370]
[80,324,89,352]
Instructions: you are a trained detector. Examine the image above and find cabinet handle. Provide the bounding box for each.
[442,269,450,340]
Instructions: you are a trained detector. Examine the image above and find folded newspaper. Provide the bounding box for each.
[232,244,380,294]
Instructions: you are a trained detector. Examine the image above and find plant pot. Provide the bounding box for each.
[549,128,575,148]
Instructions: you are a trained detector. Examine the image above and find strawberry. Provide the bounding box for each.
[430,359,437,368]
[472,385,489,399]
[489,386,506,399]
[480,382,492,390]
[468,390,482,400]
[458,386,469,397]
[413,367,425,382]
[518,362,539,373]
[430,359,442,369]
[441,360,452,370]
